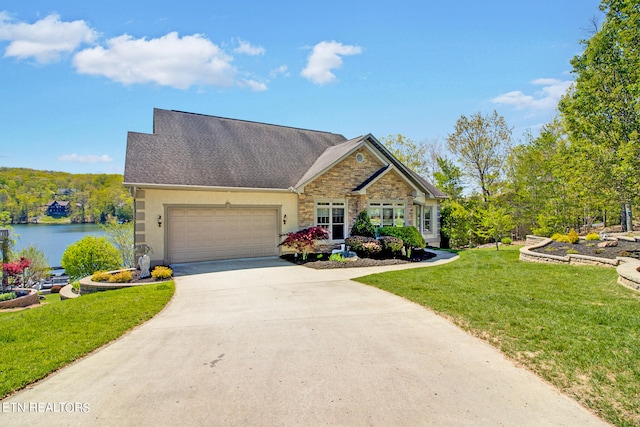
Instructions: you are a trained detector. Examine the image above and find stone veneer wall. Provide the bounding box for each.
[299,148,415,231]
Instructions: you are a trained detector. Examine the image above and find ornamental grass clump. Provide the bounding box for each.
[151,266,173,280]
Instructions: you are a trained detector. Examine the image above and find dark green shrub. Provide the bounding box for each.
[379,236,404,254]
[350,210,376,238]
[378,226,426,248]
[345,236,381,257]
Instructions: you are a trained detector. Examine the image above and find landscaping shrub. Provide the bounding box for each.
[61,236,122,280]
[91,271,111,282]
[501,237,513,245]
[550,233,563,241]
[379,236,404,254]
[567,228,580,244]
[379,226,426,249]
[555,234,572,243]
[151,266,173,280]
[329,253,346,262]
[350,210,376,238]
[585,232,600,241]
[279,226,329,260]
[109,270,133,283]
[345,236,381,257]
[0,292,16,302]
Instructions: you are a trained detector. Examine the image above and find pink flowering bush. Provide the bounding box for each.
[279,226,329,260]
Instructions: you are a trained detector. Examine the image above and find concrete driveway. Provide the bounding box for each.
[2,253,608,426]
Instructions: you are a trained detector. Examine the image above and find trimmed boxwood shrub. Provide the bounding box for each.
[379,236,404,254]
[378,226,426,249]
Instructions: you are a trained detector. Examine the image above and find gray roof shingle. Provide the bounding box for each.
[125,109,347,189]
[124,109,447,198]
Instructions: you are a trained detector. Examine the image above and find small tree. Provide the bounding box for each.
[101,220,134,268]
[350,211,376,238]
[2,257,31,289]
[18,245,49,286]
[278,226,329,260]
[61,236,122,280]
[475,204,515,250]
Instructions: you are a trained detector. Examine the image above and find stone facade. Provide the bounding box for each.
[299,148,416,234]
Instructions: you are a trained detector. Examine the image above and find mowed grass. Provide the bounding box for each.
[355,246,640,427]
[0,282,175,399]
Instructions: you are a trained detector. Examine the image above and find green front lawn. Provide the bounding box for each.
[0,282,175,398]
[356,246,640,427]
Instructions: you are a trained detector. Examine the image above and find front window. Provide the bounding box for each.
[369,202,405,228]
[424,206,432,233]
[316,201,345,240]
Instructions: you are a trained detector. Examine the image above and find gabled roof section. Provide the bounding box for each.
[125,109,347,189]
[364,134,448,199]
[352,165,392,192]
[294,136,365,189]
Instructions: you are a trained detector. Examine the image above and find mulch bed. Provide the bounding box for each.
[530,239,640,260]
[281,248,437,269]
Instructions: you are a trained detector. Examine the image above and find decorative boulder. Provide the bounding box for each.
[597,240,618,248]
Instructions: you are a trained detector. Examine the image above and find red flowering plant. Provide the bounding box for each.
[2,257,31,290]
[278,226,329,260]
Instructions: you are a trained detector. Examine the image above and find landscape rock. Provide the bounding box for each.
[597,240,618,248]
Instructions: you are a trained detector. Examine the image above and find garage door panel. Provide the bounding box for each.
[168,207,278,263]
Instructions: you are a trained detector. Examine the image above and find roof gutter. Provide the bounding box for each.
[122,182,294,193]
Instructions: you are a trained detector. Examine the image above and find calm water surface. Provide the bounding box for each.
[11,223,105,267]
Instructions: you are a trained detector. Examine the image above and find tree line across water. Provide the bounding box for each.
[0,167,133,224]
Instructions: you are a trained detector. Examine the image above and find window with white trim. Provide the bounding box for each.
[424,206,433,233]
[316,201,345,240]
[368,202,405,227]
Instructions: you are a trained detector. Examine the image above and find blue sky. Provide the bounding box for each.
[0,0,602,174]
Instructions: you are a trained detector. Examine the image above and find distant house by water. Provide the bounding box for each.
[46,200,71,217]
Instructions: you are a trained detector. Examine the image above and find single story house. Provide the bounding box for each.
[124,109,446,265]
[46,200,71,217]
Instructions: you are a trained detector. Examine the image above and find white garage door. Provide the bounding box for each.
[168,207,278,263]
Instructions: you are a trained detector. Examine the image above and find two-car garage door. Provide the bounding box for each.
[168,207,278,263]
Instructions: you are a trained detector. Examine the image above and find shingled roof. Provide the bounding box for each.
[124,109,446,198]
[125,109,348,189]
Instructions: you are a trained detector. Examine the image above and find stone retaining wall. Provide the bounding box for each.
[521,235,640,292]
[0,289,39,309]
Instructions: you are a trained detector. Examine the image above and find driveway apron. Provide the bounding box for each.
[1,255,609,426]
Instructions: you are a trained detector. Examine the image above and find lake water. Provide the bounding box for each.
[10,224,105,267]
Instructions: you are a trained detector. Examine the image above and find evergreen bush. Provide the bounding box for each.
[350,210,376,238]
[378,226,426,248]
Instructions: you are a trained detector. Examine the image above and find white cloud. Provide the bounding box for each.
[73,32,236,89]
[233,39,265,56]
[270,64,289,78]
[301,41,362,85]
[238,79,267,91]
[58,153,113,163]
[492,78,573,112]
[0,12,97,63]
